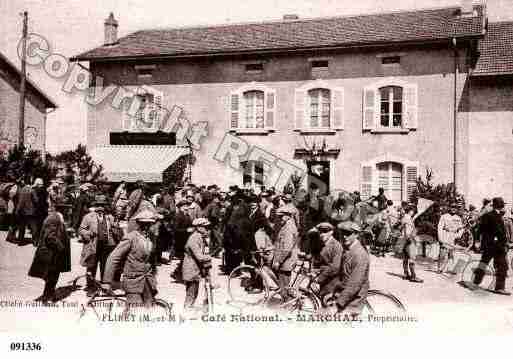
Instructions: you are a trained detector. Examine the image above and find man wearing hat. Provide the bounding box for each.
[272,206,299,302]
[125,180,146,222]
[170,200,192,277]
[79,195,121,296]
[182,218,213,310]
[437,204,465,273]
[103,209,160,308]
[309,222,343,301]
[472,197,510,295]
[16,177,46,246]
[333,221,369,315]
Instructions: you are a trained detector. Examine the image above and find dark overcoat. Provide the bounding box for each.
[28,212,71,280]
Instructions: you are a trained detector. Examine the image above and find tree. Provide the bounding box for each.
[410,168,466,237]
[0,144,56,184]
[49,144,105,185]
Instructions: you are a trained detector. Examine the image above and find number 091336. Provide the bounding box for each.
[10,342,42,351]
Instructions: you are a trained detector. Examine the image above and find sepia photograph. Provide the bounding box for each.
[0,0,512,356]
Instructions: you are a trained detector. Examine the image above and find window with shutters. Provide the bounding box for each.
[295,80,344,133]
[361,155,419,204]
[229,83,276,134]
[363,79,417,133]
[122,86,163,132]
[377,162,403,203]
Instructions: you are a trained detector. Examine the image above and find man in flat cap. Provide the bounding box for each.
[272,206,299,302]
[472,197,510,295]
[309,222,343,301]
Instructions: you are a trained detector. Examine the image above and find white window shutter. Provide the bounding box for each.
[361,165,374,200]
[294,89,306,130]
[331,87,344,130]
[153,90,163,130]
[406,165,418,202]
[404,83,418,129]
[122,100,132,131]
[363,86,377,130]
[265,90,276,129]
[230,92,240,129]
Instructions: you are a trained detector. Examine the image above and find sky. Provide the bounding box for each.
[1,0,512,153]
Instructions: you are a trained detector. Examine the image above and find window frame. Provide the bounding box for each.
[294,80,344,134]
[121,85,163,132]
[229,82,276,134]
[363,78,417,134]
[379,85,403,129]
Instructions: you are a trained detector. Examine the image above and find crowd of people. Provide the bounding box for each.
[1,176,512,315]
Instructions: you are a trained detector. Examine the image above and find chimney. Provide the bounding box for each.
[460,0,475,16]
[104,12,118,46]
[283,14,299,20]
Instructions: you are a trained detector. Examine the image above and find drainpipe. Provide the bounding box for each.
[452,37,458,191]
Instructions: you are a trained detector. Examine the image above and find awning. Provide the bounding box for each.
[90,145,190,182]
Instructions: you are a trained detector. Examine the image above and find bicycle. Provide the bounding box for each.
[72,274,173,323]
[227,251,406,316]
[280,254,407,316]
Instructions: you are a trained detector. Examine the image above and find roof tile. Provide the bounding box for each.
[73,5,485,61]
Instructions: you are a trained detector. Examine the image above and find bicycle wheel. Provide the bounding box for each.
[461,260,495,290]
[362,290,406,315]
[227,265,269,307]
[71,274,89,290]
[281,289,320,315]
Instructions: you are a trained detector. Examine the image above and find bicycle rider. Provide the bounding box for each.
[307,222,343,302]
[332,222,370,316]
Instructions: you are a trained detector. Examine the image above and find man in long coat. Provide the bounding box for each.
[28,208,71,303]
[272,206,299,302]
[79,195,121,296]
[103,210,159,308]
[472,197,510,295]
[182,218,212,310]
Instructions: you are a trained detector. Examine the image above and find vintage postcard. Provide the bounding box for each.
[1,0,512,356]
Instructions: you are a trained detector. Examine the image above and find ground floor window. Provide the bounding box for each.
[242,161,264,189]
[377,161,403,203]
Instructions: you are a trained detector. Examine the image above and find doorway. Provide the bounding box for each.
[307,161,330,196]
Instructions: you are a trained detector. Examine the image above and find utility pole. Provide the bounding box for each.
[18,11,28,147]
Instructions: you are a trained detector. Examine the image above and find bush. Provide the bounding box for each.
[410,168,465,238]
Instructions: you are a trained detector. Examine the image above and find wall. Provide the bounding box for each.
[0,75,46,153]
[467,76,513,207]
[87,44,471,198]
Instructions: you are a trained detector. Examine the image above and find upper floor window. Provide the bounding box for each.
[229,83,276,133]
[308,88,331,128]
[122,86,163,132]
[243,90,265,129]
[379,86,403,128]
[381,56,401,65]
[245,63,264,73]
[294,80,344,132]
[363,79,417,133]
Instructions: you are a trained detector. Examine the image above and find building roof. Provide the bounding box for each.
[473,21,513,76]
[90,145,190,182]
[0,52,57,109]
[72,5,486,61]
